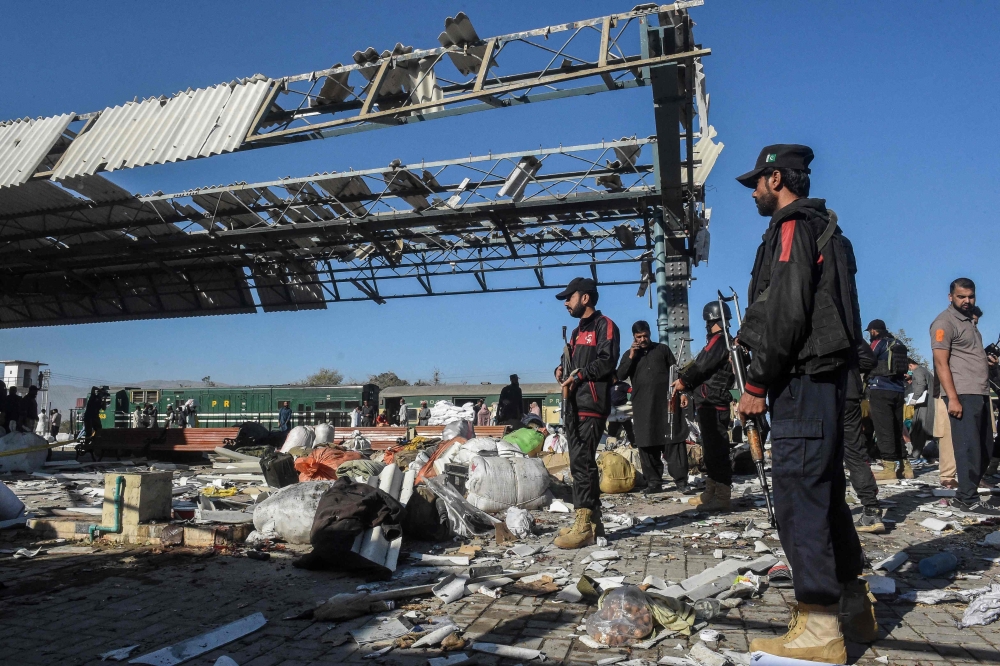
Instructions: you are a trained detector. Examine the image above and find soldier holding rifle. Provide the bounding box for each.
[734,145,875,664]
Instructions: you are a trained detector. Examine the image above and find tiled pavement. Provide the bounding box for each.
[2,461,999,665]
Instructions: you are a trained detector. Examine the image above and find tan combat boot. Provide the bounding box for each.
[557,508,603,536]
[900,459,914,479]
[688,478,717,507]
[554,508,596,549]
[840,578,878,644]
[873,463,898,483]
[750,603,847,664]
[697,482,732,512]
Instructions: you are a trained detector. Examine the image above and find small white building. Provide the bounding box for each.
[1,360,47,390]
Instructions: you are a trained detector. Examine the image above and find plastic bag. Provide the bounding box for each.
[423,475,498,538]
[253,480,335,543]
[959,584,1000,628]
[342,431,371,451]
[442,419,475,441]
[585,586,655,646]
[543,432,568,453]
[505,506,534,539]
[503,428,544,456]
[294,448,363,481]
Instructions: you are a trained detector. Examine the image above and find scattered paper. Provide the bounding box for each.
[471,642,545,660]
[862,575,896,596]
[100,646,139,661]
[130,613,267,666]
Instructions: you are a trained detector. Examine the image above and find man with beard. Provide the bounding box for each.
[735,145,873,663]
[865,319,912,481]
[930,278,1000,515]
[553,277,620,549]
[616,320,679,495]
[672,301,735,512]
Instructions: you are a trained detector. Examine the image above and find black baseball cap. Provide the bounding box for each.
[736,144,814,188]
[555,277,597,300]
[866,319,887,332]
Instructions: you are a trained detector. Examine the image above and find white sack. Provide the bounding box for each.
[252,480,334,543]
[466,455,551,512]
[313,423,336,445]
[0,432,48,474]
[0,483,25,521]
[280,426,315,453]
[495,439,527,459]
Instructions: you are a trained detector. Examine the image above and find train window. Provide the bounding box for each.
[344,400,359,409]
[315,401,340,410]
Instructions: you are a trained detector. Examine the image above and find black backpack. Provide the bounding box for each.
[610,381,630,407]
[873,336,908,377]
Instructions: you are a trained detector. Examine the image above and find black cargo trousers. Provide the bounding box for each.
[768,367,864,606]
[565,414,605,512]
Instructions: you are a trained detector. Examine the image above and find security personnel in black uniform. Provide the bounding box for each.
[553,277,621,549]
[672,301,736,512]
[735,145,875,663]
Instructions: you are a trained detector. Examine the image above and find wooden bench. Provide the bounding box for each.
[84,427,241,459]
[413,425,510,439]
[332,426,408,451]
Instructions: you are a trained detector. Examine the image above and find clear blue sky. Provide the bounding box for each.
[1,1,997,387]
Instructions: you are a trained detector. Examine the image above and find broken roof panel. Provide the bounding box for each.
[50,78,272,180]
[0,114,74,188]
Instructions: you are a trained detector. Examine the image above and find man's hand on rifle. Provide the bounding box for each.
[554,366,564,382]
[738,393,767,420]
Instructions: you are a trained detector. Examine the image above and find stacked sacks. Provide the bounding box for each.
[314,423,336,445]
[253,481,335,543]
[466,455,551,511]
[294,448,363,481]
[427,400,475,425]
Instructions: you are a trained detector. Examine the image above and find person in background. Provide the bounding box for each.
[930,277,1000,515]
[164,404,174,429]
[475,399,490,426]
[529,401,542,418]
[553,277,620,549]
[50,408,62,439]
[5,386,20,432]
[616,319,679,496]
[866,320,913,481]
[398,399,409,428]
[498,374,524,423]
[376,410,389,426]
[278,401,292,432]
[146,403,158,428]
[350,404,363,428]
[131,405,143,429]
[19,386,39,434]
[906,358,935,462]
[361,400,376,427]
[417,401,431,426]
[674,301,736,512]
[83,387,103,442]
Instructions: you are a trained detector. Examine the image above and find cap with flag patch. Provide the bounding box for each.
[736,144,815,188]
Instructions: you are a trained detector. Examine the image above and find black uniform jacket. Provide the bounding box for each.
[740,198,858,397]
[679,331,735,408]
[616,342,675,448]
[563,310,621,418]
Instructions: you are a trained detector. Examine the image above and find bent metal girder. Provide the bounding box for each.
[0,2,718,334]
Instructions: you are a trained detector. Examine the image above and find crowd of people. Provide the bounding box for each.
[550,144,999,664]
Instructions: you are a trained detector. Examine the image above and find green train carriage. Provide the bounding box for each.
[75,384,380,431]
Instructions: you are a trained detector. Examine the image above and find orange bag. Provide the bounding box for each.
[414,437,466,485]
[294,447,363,482]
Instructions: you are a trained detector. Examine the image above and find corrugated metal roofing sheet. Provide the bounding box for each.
[51,78,272,180]
[0,114,74,188]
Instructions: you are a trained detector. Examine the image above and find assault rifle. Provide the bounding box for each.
[666,338,688,440]
[718,288,776,527]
